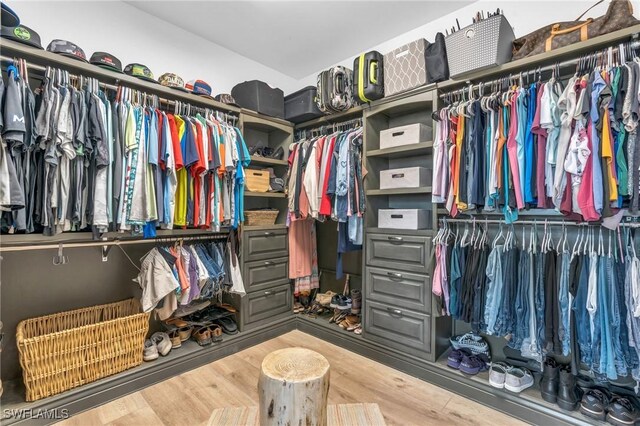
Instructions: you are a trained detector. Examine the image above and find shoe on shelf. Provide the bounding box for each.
[540,357,560,404]
[192,327,212,346]
[449,332,489,355]
[143,339,159,361]
[151,332,172,356]
[557,366,582,411]
[350,289,362,315]
[580,388,611,421]
[459,353,490,375]
[330,295,352,310]
[447,348,472,370]
[504,367,534,393]
[178,326,193,342]
[607,395,638,426]
[168,330,182,349]
[488,362,511,389]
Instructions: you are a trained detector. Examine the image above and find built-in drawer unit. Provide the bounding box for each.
[244,228,288,261]
[243,283,292,328]
[243,257,289,293]
[365,267,431,313]
[365,233,431,274]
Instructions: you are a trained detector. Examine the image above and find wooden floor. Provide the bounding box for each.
[58,331,525,426]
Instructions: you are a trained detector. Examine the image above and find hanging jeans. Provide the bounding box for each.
[495,247,519,337]
[616,256,639,372]
[558,251,571,356]
[593,255,616,380]
[535,251,546,356]
[471,246,488,332]
[573,255,592,366]
[544,250,560,354]
[450,244,466,320]
[607,255,626,378]
[510,248,531,350]
[625,253,640,381]
[484,245,504,335]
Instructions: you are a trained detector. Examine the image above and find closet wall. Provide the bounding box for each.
[11,1,299,94]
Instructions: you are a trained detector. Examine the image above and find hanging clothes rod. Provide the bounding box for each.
[0,56,239,117]
[0,232,230,253]
[439,39,640,99]
[441,217,640,228]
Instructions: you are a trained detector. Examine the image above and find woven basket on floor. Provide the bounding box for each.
[16,298,149,401]
[245,209,279,226]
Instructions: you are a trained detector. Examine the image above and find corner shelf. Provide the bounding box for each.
[366,187,432,196]
[249,155,288,166]
[244,191,287,198]
[367,142,433,158]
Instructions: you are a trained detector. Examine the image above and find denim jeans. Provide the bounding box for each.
[495,247,519,336]
[594,255,617,380]
[558,251,571,356]
[510,248,530,350]
[471,247,488,333]
[484,245,504,335]
[449,244,464,320]
[573,255,592,366]
[624,254,640,381]
[607,255,626,378]
[616,256,639,371]
[535,251,546,356]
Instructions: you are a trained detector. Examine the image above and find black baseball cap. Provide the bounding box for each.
[1,24,42,49]
[46,39,87,62]
[90,52,122,73]
[1,3,19,27]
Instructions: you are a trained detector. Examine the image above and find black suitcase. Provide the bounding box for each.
[284,86,325,123]
[231,80,284,119]
[353,51,384,103]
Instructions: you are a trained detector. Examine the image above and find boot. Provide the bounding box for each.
[350,289,362,315]
[557,366,582,411]
[541,357,559,403]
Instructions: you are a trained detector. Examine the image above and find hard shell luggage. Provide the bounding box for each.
[284,86,324,123]
[231,80,285,119]
[353,51,384,103]
[315,66,354,113]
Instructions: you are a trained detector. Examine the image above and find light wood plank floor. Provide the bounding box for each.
[58,331,525,426]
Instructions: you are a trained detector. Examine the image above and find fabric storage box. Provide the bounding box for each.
[378,209,432,230]
[245,209,279,226]
[380,167,431,190]
[284,86,324,123]
[16,299,149,401]
[445,15,515,78]
[245,169,270,192]
[383,39,428,97]
[231,80,285,119]
[380,123,431,150]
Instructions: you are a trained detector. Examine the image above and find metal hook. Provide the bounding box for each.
[53,243,69,265]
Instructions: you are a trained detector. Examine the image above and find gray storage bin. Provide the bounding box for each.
[444,15,515,78]
[380,167,431,190]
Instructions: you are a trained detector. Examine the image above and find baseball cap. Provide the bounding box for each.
[215,93,239,107]
[1,24,42,49]
[124,63,156,83]
[1,3,19,28]
[159,73,187,92]
[46,39,87,62]
[185,79,212,98]
[90,52,122,73]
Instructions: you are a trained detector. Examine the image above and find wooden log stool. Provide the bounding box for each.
[258,347,330,426]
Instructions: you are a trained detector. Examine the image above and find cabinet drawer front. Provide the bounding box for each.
[365,267,431,313]
[245,284,292,325]
[244,229,288,261]
[364,301,431,354]
[244,257,289,293]
[366,233,430,273]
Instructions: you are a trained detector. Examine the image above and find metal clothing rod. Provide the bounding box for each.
[439,39,640,99]
[0,233,229,253]
[441,217,640,228]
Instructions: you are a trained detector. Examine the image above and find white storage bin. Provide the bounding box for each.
[380,123,430,150]
[378,209,432,230]
[380,167,431,190]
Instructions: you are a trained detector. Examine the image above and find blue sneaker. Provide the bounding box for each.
[447,348,472,369]
[450,332,489,355]
[459,353,490,375]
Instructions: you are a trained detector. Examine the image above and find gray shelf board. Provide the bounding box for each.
[438,24,640,91]
[364,89,435,118]
[244,191,287,198]
[366,142,433,158]
[249,155,288,166]
[0,40,240,114]
[242,224,287,231]
[365,227,435,237]
[241,112,293,134]
[294,105,365,129]
[366,187,432,196]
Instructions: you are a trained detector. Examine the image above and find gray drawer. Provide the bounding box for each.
[364,301,432,357]
[245,283,292,326]
[366,233,430,274]
[243,256,289,293]
[244,228,288,261]
[365,267,431,313]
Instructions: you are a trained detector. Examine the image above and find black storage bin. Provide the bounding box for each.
[231,80,284,119]
[353,51,384,103]
[284,86,324,123]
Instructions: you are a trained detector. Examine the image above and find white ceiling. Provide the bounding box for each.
[126,0,474,79]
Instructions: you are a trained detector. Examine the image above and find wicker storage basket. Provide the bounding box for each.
[16,298,149,401]
[245,209,279,226]
[245,169,270,192]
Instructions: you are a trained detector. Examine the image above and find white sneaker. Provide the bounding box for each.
[504,367,534,393]
[151,332,172,356]
[143,339,159,361]
[488,362,511,389]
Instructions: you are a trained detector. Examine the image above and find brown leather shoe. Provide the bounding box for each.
[168,330,182,348]
[208,325,223,342]
[178,326,193,342]
[192,327,212,346]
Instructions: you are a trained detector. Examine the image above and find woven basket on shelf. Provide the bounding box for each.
[245,209,279,226]
[16,298,149,401]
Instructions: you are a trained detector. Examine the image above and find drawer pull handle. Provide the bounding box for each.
[390,214,403,219]
[387,308,403,316]
[264,232,274,236]
[391,173,405,178]
[392,131,405,137]
[264,261,274,266]
[388,236,403,242]
[264,290,274,296]
[387,272,403,279]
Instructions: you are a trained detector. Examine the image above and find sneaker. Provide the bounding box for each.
[450,332,490,355]
[459,353,490,375]
[504,367,534,393]
[143,339,159,361]
[489,362,511,389]
[151,332,172,356]
[607,396,638,426]
[330,295,352,310]
[168,330,182,349]
[580,388,611,421]
[447,348,471,370]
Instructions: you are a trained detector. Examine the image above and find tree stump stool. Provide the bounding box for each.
[258,347,330,426]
